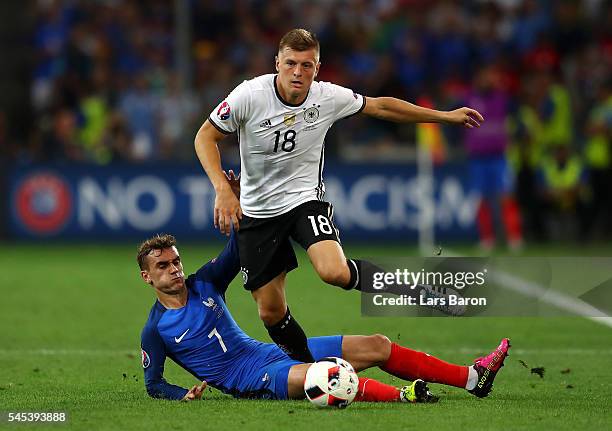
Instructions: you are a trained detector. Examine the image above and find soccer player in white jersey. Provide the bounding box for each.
[194,29,484,362]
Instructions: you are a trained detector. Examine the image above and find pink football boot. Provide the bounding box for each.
[469,338,511,398]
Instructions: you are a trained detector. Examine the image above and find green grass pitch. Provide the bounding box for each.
[1,242,611,430]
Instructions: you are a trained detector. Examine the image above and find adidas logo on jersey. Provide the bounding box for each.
[259,119,272,129]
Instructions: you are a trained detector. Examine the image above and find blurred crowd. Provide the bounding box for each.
[3,0,612,241]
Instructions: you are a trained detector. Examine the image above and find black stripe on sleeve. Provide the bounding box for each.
[208,115,233,135]
[341,95,367,120]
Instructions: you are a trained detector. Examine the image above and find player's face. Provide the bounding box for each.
[275,47,320,103]
[141,247,186,295]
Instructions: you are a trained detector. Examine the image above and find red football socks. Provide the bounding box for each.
[381,343,468,388]
[354,377,400,402]
[477,197,523,246]
[476,199,495,244]
[501,196,523,243]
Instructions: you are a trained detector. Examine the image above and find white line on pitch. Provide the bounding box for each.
[443,249,612,330]
[488,270,612,329]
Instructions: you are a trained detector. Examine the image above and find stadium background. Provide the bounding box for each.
[1,1,611,430]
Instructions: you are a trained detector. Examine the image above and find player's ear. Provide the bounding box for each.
[275,55,280,72]
[141,270,152,285]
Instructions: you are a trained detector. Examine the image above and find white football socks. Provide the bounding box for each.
[465,366,478,390]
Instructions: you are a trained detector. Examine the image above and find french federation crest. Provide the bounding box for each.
[141,349,151,368]
[303,106,319,123]
[241,267,249,285]
[203,297,217,309]
[283,113,296,126]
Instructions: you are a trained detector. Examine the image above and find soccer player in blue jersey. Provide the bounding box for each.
[137,230,510,403]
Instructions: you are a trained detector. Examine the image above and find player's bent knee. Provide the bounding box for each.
[317,264,349,287]
[369,334,392,363]
[258,307,287,326]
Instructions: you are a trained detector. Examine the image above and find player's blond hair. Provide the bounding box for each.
[137,234,177,270]
[278,29,320,60]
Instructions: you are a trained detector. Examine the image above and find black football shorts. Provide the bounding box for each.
[237,200,340,291]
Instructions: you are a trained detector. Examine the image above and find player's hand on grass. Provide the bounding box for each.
[223,169,241,199]
[446,107,484,128]
[214,182,242,235]
[182,381,207,401]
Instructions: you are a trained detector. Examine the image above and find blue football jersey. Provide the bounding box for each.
[140,232,292,400]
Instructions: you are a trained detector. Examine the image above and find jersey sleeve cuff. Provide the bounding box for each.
[342,95,366,120]
[208,116,233,135]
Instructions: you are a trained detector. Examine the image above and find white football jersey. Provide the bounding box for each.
[208,74,365,218]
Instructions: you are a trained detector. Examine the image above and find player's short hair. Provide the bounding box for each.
[137,234,177,270]
[278,28,320,60]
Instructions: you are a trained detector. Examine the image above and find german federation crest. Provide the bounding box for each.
[303,106,319,123]
[241,267,249,285]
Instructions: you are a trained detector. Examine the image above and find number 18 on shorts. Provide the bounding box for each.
[238,201,340,291]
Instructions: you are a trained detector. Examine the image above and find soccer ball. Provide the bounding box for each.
[304,357,359,408]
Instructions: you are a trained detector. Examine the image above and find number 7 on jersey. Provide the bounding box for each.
[208,327,228,352]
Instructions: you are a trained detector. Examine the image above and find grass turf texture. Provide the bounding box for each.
[1,242,612,430]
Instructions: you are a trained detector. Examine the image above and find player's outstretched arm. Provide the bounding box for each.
[142,326,194,401]
[194,120,242,235]
[362,97,484,128]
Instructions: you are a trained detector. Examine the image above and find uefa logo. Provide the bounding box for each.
[141,349,151,368]
[14,172,73,235]
[217,101,231,121]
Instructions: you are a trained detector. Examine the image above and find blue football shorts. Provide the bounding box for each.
[469,155,513,198]
[228,335,343,400]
